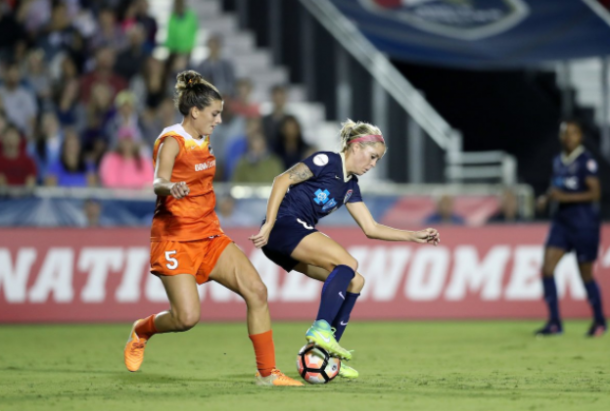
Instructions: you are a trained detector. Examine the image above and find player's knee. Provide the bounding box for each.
[245,280,268,306]
[348,272,365,293]
[174,309,200,331]
[344,256,358,273]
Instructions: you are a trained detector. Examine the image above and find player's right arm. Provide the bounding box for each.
[249,162,313,248]
[153,137,189,199]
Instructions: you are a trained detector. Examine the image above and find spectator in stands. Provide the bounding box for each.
[424,194,465,225]
[165,0,198,58]
[195,34,236,96]
[36,1,80,62]
[99,126,154,189]
[0,4,27,60]
[262,84,289,148]
[232,132,284,184]
[134,0,158,53]
[130,56,166,112]
[139,97,181,147]
[80,46,128,104]
[16,0,51,38]
[224,117,262,181]
[29,111,63,183]
[54,57,81,127]
[81,82,114,164]
[82,198,103,227]
[0,125,37,188]
[0,62,38,138]
[274,115,311,169]
[209,101,245,176]
[216,194,257,227]
[488,188,522,223]
[23,49,51,106]
[45,128,97,187]
[89,7,127,52]
[105,90,143,149]
[114,24,149,81]
[229,78,260,118]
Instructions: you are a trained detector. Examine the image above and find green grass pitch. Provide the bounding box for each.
[0,321,608,411]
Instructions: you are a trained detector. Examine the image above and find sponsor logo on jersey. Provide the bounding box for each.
[322,198,337,212]
[313,154,329,166]
[195,160,216,171]
[587,159,598,173]
[359,0,529,41]
[314,188,331,205]
[344,189,354,204]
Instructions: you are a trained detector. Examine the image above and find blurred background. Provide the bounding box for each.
[0,0,609,322]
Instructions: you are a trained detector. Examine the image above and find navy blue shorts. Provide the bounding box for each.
[262,215,318,272]
[545,222,600,263]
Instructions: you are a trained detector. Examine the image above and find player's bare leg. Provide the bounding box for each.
[124,274,200,372]
[536,247,566,336]
[209,243,302,386]
[578,262,607,337]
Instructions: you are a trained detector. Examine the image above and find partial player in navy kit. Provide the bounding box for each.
[536,120,606,337]
[249,119,440,378]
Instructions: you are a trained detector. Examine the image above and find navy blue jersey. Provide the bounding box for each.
[550,147,600,229]
[276,151,363,226]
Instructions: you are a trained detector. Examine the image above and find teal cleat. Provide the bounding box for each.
[305,320,352,360]
[338,361,359,379]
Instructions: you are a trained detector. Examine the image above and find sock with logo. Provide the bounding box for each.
[331,292,360,341]
[315,265,355,326]
[542,276,561,323]
[584,280,606,324]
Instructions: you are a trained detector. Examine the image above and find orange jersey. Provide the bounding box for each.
[150,124,223,242]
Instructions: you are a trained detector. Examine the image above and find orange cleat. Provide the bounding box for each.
[124,320,147,372]
[255,369,304,386]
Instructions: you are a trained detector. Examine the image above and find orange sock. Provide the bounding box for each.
[249,330,276,377]
[135,314,158,340]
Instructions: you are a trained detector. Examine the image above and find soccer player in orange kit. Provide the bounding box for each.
[123,70,302,386]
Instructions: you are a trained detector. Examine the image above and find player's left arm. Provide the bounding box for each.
[346,201,440,245]
[549,176,600,203]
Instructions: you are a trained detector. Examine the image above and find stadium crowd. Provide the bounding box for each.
[0,0,315,190]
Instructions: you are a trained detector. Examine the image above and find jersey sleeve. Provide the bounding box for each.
[583,155,598,178]
[347,181,363,203]
[301,152,333,178]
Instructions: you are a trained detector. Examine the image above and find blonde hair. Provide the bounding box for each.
[174,70,222,116]
[339,119,384,152]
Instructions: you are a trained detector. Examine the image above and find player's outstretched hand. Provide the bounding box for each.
[249,223,272,249]
[170,181,189,199]
[412,228,440,246]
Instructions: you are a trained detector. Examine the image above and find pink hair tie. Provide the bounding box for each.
[348,134,385,144]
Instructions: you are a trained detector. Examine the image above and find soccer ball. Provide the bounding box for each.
[296,344,341,384]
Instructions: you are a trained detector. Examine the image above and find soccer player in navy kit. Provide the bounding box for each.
[536,120,606,337]
[249,120,440,378]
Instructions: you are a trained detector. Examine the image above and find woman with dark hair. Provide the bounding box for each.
[123,70,302,386]
[44,128,96,187]
[274,115,311,169]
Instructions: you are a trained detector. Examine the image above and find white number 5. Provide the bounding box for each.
[165,250,178,270]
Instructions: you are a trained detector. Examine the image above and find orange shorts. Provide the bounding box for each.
[150,235,233,284]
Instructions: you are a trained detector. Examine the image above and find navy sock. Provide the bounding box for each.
[331,292,360,342]
[316,265,355,325]
[584,280,606,324]
[542,277,561,323]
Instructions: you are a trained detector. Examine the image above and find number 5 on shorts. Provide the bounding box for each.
[165,250,178,270]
